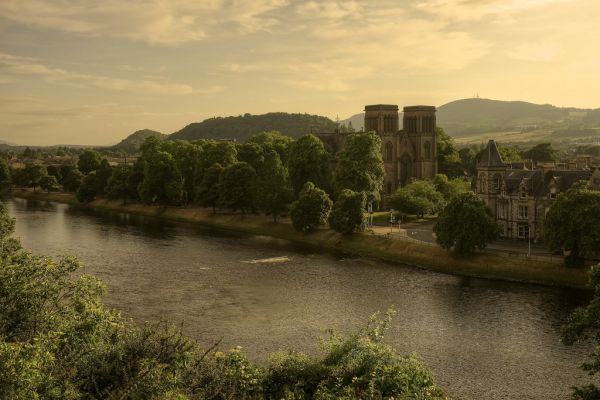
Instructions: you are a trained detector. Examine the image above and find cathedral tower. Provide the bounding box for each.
[403,106,437,181]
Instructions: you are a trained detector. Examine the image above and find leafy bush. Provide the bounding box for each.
[328,189,366,234]
[290,182,332,232]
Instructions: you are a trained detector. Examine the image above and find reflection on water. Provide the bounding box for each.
[7,197,595,400]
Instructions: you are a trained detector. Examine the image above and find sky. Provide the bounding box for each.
[1,0,599,146]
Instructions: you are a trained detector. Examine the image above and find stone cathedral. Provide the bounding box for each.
[364,104,438,195]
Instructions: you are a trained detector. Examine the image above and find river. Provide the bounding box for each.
[6,197,595,399]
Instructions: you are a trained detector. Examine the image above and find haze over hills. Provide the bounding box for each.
[111,129,165,153]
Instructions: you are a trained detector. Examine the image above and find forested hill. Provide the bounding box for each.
[437,98,599,135]
[169,112,340,141]
[111,129,165,152]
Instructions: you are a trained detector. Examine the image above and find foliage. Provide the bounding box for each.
[288,134,330,195]
[76,171,99,203]
[105,165,136,204]
[328,189,366,234]
[139,149,183,205]
[21,164,48,190]
[77,149,102,174]
[333,132,384,203]
[436,128,464,178]
[218,162,257,213]
[236,141,265,170]
[62,169,84,193]
[246,131,294,164]
[255,150,293,222]
[111,129,165,153]
[561,264,600,399]
[433,192,501,255]
[0,158,11,195]
[290,182,333,232]
[458,147,477,176]
[39,175,59,193]
[544,182,600,267]
[194,163,223,211]
[45,165,61,181]
[196,140,237,172]
[162,140,202,203]
[170,112,343,142]
[59,165,75,185]
[390,179,444,218]
[498,145,522,163]
[432,174,470,201]
[94,158,113,196]
[522,142,559,162]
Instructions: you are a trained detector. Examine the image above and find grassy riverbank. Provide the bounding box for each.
[12,189,590,289]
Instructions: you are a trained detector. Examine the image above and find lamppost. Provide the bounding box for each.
[389,208,395,234]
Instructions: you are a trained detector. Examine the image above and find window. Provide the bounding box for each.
[520,185,527,199]
[423,141,431,160]
[518,205,528,219]
[518,224,530,239]
[478,173,486,193]
[497,203,506,219]
[385,141,393,162]
[549,188,557,199]
[493,174,502,192]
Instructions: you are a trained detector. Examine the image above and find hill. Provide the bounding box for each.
[112,129,165,152]
[169,112,340,142]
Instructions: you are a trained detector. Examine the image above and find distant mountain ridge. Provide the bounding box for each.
[111,129,165,152]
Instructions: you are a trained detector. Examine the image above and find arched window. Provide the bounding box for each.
[400,154,412,186]
[385,141,393,161]
[423,141,431,160]
[478,173,487,193]
[493,174,502,192]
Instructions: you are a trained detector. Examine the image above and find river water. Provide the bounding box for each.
[7,197,595,399]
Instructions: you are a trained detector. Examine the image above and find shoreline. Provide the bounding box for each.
[11,189,590,290]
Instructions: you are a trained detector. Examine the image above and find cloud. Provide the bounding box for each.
[0,0,289,45]
[508,41,562,62]
[0,52,195,95]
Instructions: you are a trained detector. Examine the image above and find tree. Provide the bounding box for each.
[458,147,477,176]
[162,140,202,204]
[328,189,366,234]
[62,169,84,192]
[45,165,61,182]
[333,132,384,203]
[0,158,11,195]
[195,163,223,212]
[23,164,47,191]
[432,174,470,202]
[77,149,102,174]
[390,179,444,218]
[76,171,99,203]
[498,145,522,163]
[522,142,558,162]
[290,182,332,231]
[218,162,256,213]
[436,128,464,178]
[39,175,59,193]
[94,159,113,196]
[255,150,293,222]
[246,131,294,164]
[236,141,265,171]
[544,182,600,266]
[433,192,501,255]
[561,263,600,399]
[59,165,75,185]
[139,150,183,205]
[105,165,136,204]
[288,134,330,195]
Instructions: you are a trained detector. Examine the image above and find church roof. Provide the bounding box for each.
[478,140,504,167]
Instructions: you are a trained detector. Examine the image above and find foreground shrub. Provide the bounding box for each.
[0,202,446,399]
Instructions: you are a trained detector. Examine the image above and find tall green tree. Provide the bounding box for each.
[288,134,330,195]
[162,140,202,203]
[432,174,470,202]
[77,149,102,174]
[39,175,59,193]
[523,142,558,162]
[139,150,183,205]
[328,189,366,234]
[105,165,136,204]
[62,169,84,193]
[544,182,600,266]
[218,162,256,213]
[498,145,522,163]
[94,159,113,196]
[246,131,294,164]
[561,263,600,399]
[256,150,293,222]
[390,179,444,218]
[290,182,332,232]
[433,192,501,255]
[195,163,223,212]
[23,164,47,191]
[76,171,99,203]
[458,147,477,176]
[236,141,265,171]
[436,128,464,178]
[0,158,11,195]
[333,132,384,203]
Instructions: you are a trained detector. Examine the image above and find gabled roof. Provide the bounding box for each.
[478,140,504,167]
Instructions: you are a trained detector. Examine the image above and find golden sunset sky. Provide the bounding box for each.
[1,0,598,145]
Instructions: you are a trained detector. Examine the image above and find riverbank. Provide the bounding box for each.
[12,189,590,289]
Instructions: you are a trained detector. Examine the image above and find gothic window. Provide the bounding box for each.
[385,141,393,162]
[423,141,431,160]
[400,154,412,186]
[493,174,502,192]
[478,173,487,193]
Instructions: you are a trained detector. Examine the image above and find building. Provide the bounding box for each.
[475,140,600,241]
[318,103,438,198]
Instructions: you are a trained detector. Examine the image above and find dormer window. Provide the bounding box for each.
[549,188,557,199]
